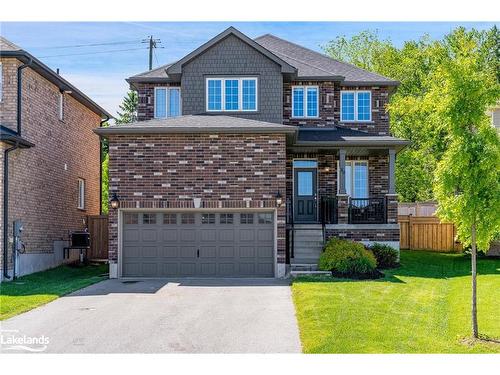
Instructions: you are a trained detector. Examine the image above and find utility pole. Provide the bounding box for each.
[142,36,161,70]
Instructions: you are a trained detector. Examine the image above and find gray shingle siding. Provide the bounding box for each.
[180,35,283,124]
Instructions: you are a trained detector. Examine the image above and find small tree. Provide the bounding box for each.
[430,31,500,339]
[101,153,109,214]
[115,91,138,124]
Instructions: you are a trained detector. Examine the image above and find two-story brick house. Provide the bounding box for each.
[1,37,111,280]
[95,27,409,278]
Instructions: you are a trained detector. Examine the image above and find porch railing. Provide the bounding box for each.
[349,198,386,224]
[320,196,337,225]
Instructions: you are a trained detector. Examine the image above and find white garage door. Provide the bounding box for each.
[121,211,275,277]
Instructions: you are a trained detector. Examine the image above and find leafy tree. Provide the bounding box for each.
[429,33,500,339]
[115,90,138,124]
[101,153,109,214]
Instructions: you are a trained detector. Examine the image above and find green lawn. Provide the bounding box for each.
[292,250,500,353]
[0,264,108,320]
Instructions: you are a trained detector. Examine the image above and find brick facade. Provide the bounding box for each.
[325,227,400,243]
[136,82,181,121]
[106,133,287,269]
[0,57,102,274]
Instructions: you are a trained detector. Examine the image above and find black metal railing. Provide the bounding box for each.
[349,198,386,224]
[320,196,337,225]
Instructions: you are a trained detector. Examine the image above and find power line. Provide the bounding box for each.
[142,36,162,71]
[39,47,149,58]
[43,40,142,49]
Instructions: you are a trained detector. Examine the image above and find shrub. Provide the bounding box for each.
[369,243,400,268]
[318,237,378,278]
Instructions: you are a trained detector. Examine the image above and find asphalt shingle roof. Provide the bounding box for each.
[254,34,398,85]
[94,115,297,135]
[296,127,409,146]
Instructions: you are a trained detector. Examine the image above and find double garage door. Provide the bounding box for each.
[122,211,275,278]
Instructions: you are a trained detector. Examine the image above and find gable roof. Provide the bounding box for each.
[0,36,112,119]
[127,63,175,83]
[166,27,297,77]
[254,34,398,85]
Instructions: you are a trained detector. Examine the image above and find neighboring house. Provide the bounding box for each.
[95,27,409,279]
[0,37,111,280]
[487,103,500,131]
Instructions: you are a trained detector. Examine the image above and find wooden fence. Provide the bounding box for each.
[87,215,109,259]
[399,215,461,252]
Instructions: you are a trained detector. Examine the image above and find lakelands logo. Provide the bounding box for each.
[0,329,49,352]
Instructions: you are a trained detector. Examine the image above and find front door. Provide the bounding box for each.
[294,163,317,222]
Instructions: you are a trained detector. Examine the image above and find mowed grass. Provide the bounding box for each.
[0,264,108,320]
[292,251,500,353]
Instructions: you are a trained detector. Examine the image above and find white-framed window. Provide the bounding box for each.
[340,91,372,122]
[292,86,319,118]
[154,87,181,118]
[338,160,369,198]
[206,77,258,112]
[0,62,3,102]
[77,178,85,210]
[58,92,64,121]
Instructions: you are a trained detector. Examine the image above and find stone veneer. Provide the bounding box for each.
[107,133,288,273]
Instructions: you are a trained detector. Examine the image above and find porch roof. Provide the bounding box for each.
[291,127,410,152]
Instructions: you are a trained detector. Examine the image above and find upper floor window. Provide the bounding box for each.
[292,86,319,118]
[341,91,372,122]
[58,92,64,121]
[155,87,181,118]
[206,77,257,112]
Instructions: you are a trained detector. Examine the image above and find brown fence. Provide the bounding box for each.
[87,215,109,259]
[399,215,461,252]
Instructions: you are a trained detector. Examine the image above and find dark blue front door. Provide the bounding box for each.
[294,167,317,222]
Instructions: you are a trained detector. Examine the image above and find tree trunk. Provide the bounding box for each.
[471,223,478,338]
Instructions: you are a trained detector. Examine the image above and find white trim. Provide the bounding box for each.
[340,90,372,122]
[77,178,85,210]
[205,77,258,112]
[291,85,319,118]
[118,208,277,279]
[154,86,182,119]
[337,160,369,198]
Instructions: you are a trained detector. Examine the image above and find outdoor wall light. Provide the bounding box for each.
[110,193,120,210]
[275,191,283,207]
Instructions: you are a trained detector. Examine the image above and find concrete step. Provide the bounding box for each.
[292,224,322,230]
[291,257,321,264]
[294,240,324,247]
[290,263,319,272]
[290,270,331,277]
[293,230,323,236]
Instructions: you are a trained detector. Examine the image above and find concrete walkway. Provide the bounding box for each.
[0,278,302,353]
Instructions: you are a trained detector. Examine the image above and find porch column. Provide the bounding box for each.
[337,149,349,224]
[338,149,346,194]
[388,149,396,195]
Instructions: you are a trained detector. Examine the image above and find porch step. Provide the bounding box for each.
[291,227,325,264]
[290,263,319,272]
[292,224,322,230]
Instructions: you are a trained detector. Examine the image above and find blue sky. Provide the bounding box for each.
[1,22,496,116]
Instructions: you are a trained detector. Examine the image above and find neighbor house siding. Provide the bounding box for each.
[0,59,101,274]
[106,132,287,269]
[180,34,283,124]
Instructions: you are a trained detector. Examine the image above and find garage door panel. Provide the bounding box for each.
[122,211,275,277]
[219,246,235,258]
[124,230,140,242]
[180,229,196,242]
[161,246,179,258]
[141,229,158,242]
[162,229,178,241]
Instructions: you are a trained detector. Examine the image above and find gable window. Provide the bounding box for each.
[206,77,257,112]
[154,87,181,118]
[341,91,372,122]
[58,92,64,121]
[77,178,85,210]
[292,86,319,118]
[338,161,369,198]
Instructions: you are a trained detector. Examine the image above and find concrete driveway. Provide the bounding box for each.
[0,278,301,353]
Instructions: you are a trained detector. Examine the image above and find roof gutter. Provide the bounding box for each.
[94,126,298,137]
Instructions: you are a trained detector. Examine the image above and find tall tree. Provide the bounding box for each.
[429,31,500,338]
[115,90,138,124]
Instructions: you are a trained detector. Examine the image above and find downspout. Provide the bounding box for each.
[99,116,110,214]
[3,144,18,279]
[2,57,33,280]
